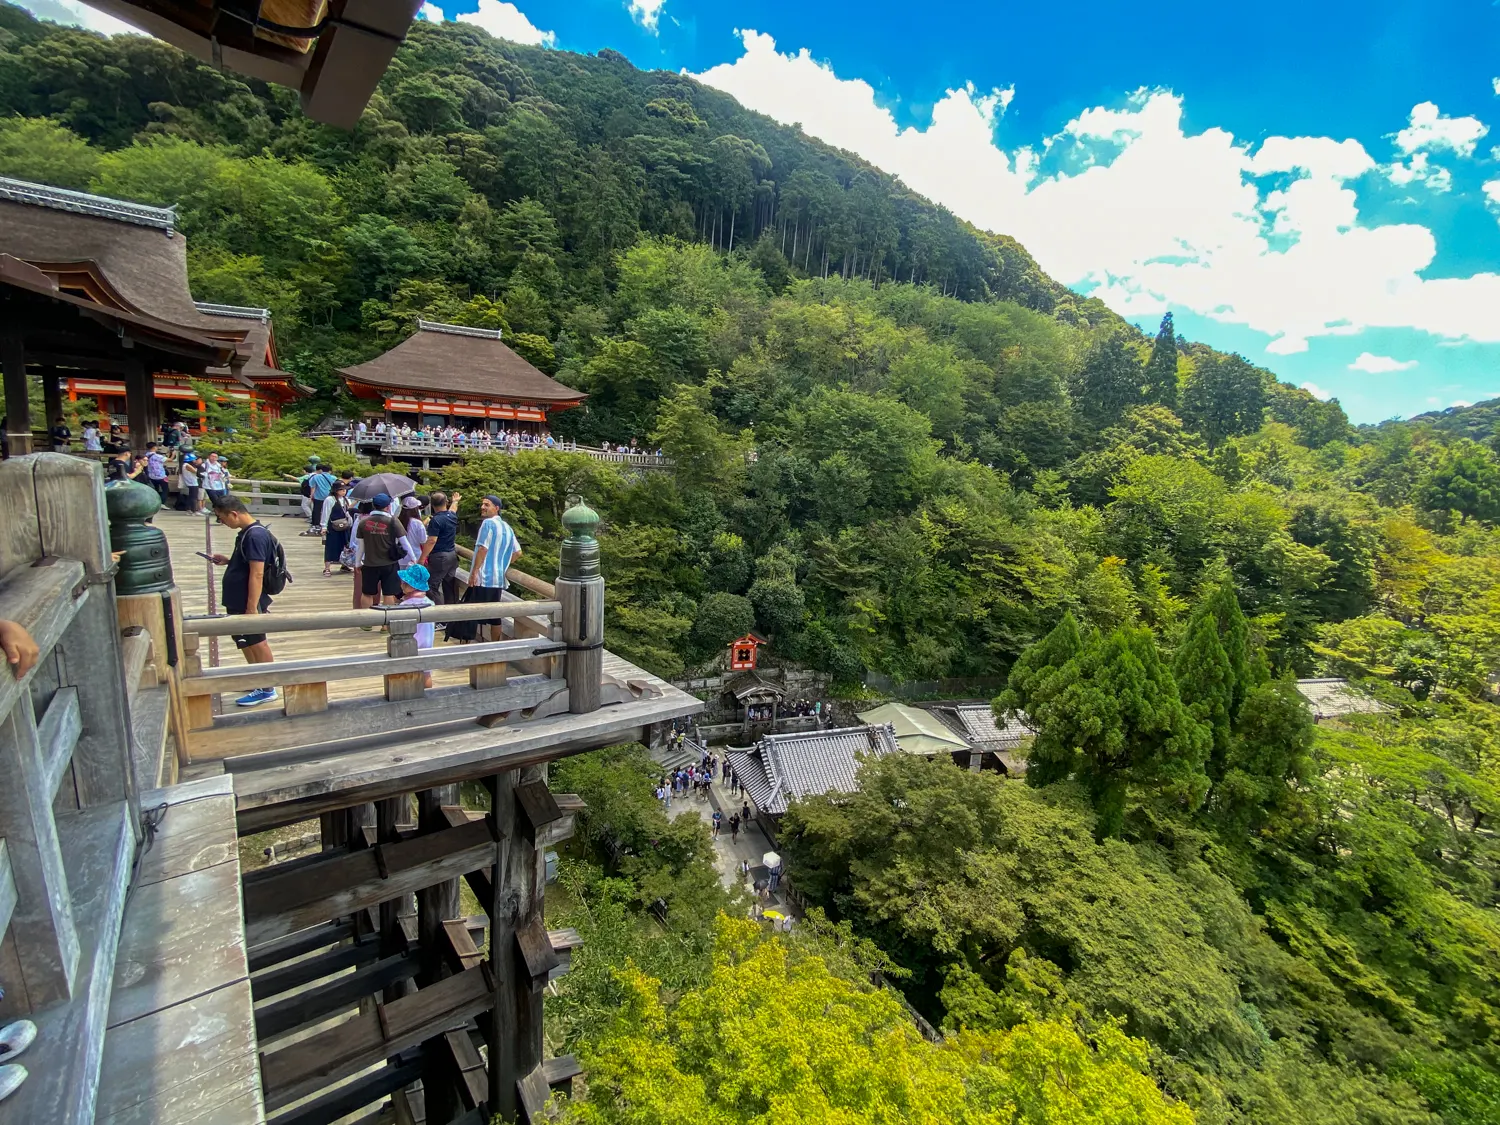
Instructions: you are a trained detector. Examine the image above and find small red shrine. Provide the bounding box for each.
[729,633,767,671]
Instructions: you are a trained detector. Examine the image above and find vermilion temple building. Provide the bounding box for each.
[339,319,586,434]
[0,177,305,454]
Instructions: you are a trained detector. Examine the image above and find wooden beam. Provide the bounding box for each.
[182,636,566,695]
[250,934,381,1002]
[227,690,687,835]
[442,1027,488,1110]
[246,918,355,973]
[266,1057,424,1125]
[191,676,566,761]
[255,950,420,1042]
[259,962,494,1111]
[243,818,499,947]
[514,781,563,842]
[184,602,563,637]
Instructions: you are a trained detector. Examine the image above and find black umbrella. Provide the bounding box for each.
[350,471,416,501]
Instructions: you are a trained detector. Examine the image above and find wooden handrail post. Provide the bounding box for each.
[555,497,603,715]
[384,618,424,702]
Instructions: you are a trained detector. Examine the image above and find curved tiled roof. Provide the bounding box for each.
[340,321,586,406]
[727,724,898,816]
[0,178,227,332]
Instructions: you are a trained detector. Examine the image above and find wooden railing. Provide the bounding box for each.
[0,453,144,1116]
[178,597,570,761]
[336,434,672,469]
[229,476,304,516]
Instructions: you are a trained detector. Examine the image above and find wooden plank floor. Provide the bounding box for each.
[98,775,264,1125]
[160,509,484,702]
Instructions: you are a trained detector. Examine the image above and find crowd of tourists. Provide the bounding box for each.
[204,466,522,709]
[345,420,665,460]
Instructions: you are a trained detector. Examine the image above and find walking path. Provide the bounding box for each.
[665,774,797,917]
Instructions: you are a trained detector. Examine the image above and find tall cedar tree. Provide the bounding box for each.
[994,611,1085,785]
[1174,576,1257,778]
[1143,312,1179,408]
[1026,625,1211,837]
[1172,611,1235,775]
[1075,335,1145,433]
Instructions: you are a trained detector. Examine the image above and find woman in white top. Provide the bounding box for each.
[398,495,427,565]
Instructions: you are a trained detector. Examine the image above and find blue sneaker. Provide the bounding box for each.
[236,687,277,707]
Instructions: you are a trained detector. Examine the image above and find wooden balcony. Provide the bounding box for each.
[0,455,701,1123]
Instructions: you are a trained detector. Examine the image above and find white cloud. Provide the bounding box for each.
[1492,78,1500,97]
[1349,352,1418,373]
[1394,101,1489,156]
[1386,151,1452,192]
[1301,381,1332,401]
[693,31,1500,355]
[628,0,665,31]
[419,2,443,20]
[20,0,142,36]
[1452,400,1473,409]
[457,0,554,45]
[1485,179,1500,207]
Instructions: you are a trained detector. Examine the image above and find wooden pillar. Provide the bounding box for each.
[415,785,462,987]
[124,355,151,450]
[556,499,604,716]
[41,371,63,448]
[417,784,463,1124]
[2,328,32,457]
[486,765,546,1120]
[377,794,410,1001]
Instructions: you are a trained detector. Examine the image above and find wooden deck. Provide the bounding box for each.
[162,508,450,697]
[157,506,702,829]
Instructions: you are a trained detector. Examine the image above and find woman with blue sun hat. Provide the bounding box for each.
[397,562,435,688]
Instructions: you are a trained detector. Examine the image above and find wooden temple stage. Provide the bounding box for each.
[0,454,702,1124]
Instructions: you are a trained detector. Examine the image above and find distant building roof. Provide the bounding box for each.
[856,703,969,756]
[340,320,587,410]
[727,724,898,816]
[196,305,305,396]
[924,703,1033,776]
[1295,678,1391,721]
[722,671,785,703]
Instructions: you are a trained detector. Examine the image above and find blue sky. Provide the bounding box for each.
[39,0,1500,422]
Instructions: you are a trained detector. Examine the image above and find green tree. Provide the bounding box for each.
[1075,334,1145,433]
[1027,626,1211,835]
[1143,311,1180,408]
[1417,439,1500,524]
[1179,351,1266,449]
[567,917,1195,1125]
[0,116,98,188]
[690,592,756,657]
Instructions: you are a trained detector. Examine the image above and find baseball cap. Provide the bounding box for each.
[372,492,392,509]
[401,494,424,509]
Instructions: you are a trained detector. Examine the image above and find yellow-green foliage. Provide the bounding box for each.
[565,916,1194,1125]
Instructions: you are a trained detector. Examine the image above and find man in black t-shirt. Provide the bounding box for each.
[420,490,461,605]
[211,496,278,706]
[356,493,404,605]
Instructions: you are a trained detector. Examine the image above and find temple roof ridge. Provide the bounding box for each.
[417,318,503,340]
[195,301,271,322]
[0,176,177,234]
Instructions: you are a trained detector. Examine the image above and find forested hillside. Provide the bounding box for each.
[3,6,1500,1123]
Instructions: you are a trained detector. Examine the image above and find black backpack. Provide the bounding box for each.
[238,522,291,596]
[262,531,290,596]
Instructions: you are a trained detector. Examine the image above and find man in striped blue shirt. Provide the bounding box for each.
[469,494,521,641]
